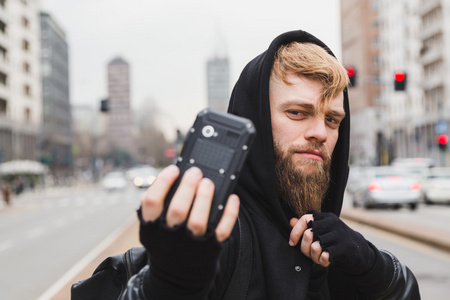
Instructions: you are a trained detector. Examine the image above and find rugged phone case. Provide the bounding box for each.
[164,108,256,227]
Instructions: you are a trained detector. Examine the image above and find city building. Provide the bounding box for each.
[106,57,135,161]
[0,0,42,163]
[341,0,442,165]
[206,56,230,112]
[40,12,72,177]
[417,0,450,165]
[340,0,381,165]
[377,0,425,161]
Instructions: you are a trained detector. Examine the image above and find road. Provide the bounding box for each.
[0,184,144,300]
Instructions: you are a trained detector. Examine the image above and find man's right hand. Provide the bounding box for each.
[140,165,240,242]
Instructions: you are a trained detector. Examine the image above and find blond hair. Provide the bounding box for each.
[271,42,349,101]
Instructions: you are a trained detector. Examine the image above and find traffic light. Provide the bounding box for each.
[346,66,356,87]
[394,71,407,91]
[436,134,448,151]
[100,98,109,112]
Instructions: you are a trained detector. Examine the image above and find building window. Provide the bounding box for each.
[0,71,6,86]
[0,20,6,33]
[24,84,31,96]
[22,17,29,28]
[0,0,5,8]
[0,45,6,60]
[24,108,31,123]
[0,98,6,115]
[23,62,30,73]
[22,39,30,51]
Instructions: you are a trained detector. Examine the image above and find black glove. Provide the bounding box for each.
[309,211,376,275]
[137,207,223,287]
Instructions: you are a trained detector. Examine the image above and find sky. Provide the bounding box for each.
[40,0,342,140]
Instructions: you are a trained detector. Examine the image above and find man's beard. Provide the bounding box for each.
[274,142,331,217]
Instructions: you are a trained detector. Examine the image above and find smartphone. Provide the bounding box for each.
[164,108,256,227]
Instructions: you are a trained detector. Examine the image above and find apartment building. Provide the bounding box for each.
[417,0,450,165]
[0,0,41,163]
[378,0,425,161]
[40,12,72,176]
[341,0,381,165]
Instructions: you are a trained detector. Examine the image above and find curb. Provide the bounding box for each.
[341,207,450,252]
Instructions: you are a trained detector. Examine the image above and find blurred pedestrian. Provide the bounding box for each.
[1,181,11,206]
[14,176,24,195]
[72,30,420,299]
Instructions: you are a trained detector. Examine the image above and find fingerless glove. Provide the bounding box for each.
[137,207,223,298]
[309,211,376,275]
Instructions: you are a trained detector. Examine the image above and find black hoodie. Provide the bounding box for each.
[71,30,420,300]
[223,29,350,299]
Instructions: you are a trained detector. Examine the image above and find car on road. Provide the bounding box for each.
[102,171,128,191]
[421,167,450,205]
[352,166,421,210]
[129,167,159,189]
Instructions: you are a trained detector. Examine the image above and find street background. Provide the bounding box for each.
[1,183,450,299]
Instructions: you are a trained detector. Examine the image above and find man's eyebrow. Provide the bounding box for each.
[326,109,346,119]
[281,101,315,110]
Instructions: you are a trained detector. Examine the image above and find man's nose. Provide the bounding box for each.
[304,117,327,143]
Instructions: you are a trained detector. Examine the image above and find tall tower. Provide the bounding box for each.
[106,57,135,161]
[40,12,72,176]
[206,57,230,112]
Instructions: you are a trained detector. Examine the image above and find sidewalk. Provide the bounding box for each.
[0,183,98,211]
[341,207,450,252]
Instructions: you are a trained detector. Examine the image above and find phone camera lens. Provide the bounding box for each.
[202,125,215,138]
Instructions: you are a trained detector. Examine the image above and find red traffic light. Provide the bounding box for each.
[394,71,405,82]
[346,66,355,77]
[394,71,407,91]
[436,134,449,145]
[346,66,356,87]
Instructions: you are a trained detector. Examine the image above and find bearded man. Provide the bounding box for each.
[72,30,420,300]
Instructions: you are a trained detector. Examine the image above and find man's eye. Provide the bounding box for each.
[287,111,305,117]
[326,117,341,126]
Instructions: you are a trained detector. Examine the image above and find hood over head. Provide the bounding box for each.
[227,30,350,235]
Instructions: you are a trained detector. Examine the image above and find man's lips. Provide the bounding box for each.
[294,150,324,161]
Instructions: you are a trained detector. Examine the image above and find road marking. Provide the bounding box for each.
[0,240,14,252]
[92,199,104,206]
[71,211,83,220]
[27,227,45,239]
[75,198,86,207]
[37,213,137,300]
[59,198,70,207]
[107,198,119,205]
[53,218,68,228]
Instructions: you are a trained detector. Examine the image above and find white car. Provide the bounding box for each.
[102,171,128,190]
[422,167,450,205]
[352,166,421,210]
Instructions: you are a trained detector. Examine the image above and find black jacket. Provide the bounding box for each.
[72,30,420,299]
